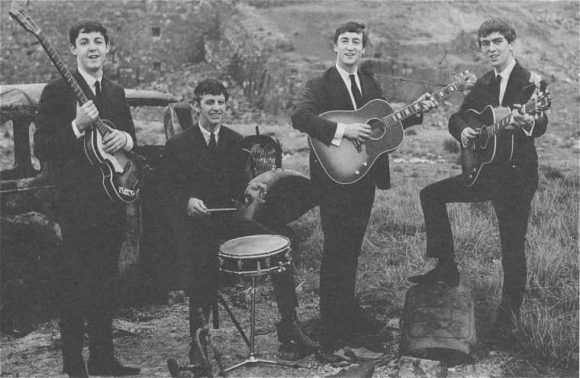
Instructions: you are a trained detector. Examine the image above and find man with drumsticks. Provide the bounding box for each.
[162,79,319,366]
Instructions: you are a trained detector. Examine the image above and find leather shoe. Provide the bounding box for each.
[63,361,88,378]
[315,348,347,364]
[87,358,140,376]
[276,319,320,353]
[408,260,459,287]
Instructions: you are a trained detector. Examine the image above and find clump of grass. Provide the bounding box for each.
[291,153,578,370]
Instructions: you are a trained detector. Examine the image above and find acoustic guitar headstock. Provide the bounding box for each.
[453,70,477,92]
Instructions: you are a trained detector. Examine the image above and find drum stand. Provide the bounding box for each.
[223,275,292,373]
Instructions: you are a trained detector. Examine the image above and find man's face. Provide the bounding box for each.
[196,93,227,131]
[479,31,514,72]
[70,30,109,74]
[334,31,365,72]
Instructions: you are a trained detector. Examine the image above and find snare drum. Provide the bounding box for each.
[219,234,292,277]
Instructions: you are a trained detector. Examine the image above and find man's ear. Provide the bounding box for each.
[191,100,200,113]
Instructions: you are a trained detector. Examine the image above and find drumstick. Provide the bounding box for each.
[206,208,237,213]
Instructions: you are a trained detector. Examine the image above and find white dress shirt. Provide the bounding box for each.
[331,63,363,146]
[198,123,221,146]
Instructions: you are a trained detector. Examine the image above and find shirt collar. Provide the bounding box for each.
[335,63,358,83]
[78,68,103,95]
[198,123,221,145]
[495,57,516,81]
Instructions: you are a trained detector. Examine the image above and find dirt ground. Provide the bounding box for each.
[1,280,570,378]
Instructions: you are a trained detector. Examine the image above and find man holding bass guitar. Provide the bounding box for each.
[291,21,436,358]
[35,20,140,377]
[409,17,549,337]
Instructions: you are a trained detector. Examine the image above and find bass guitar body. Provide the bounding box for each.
[461,105,513,186]
[309,99,403,185]
[83,119,142,203]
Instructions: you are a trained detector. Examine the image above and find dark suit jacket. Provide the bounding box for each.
[162,124,247,219]
[291,66,422,189]
[449,61,548,168]
[162,124,248,287]
[35,71,136,222]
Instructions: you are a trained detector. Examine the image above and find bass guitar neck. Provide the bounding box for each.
[9,0,142,203]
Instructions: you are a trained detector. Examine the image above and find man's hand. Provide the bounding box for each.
[416,92,437,113]
[102,128,128,153]
[75,100,99,132]
[510,104,535,132]
[187,198,209,217]
[343,123,372,143]
[244,182,267,203]
[461,127,479,147]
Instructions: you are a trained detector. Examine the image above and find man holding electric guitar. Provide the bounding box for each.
[35,20,140,377]
[291,21,437,358]
[409,18,549,338]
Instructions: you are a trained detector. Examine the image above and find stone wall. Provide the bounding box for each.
[1,0,224,87]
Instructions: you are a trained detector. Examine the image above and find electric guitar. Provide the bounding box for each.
[308,71,475,185]
[9,1,142,204]
[461,82,551,187]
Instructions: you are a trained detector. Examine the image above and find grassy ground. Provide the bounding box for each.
[281,117,579,372]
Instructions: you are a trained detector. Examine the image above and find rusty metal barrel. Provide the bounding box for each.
[400,284,476,365]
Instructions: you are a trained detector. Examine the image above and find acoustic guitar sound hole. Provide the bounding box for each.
[368,118,386,140]
[478,128,490,150]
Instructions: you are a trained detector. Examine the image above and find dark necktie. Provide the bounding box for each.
[349,74,363,109]
[491,75,502,106]
[208,132,216,151]
[94,80,102,110]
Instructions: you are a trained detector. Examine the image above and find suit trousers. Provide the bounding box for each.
[312,160,375,347]
[420,164,538,318]
[182,213,299,336]
[56,205,124,368]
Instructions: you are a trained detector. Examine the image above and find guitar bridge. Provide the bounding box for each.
[352,140,362,152]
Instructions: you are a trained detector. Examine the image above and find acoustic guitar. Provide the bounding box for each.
[461,82,551,187]
[308,71,475,185]
[9,1,142,204]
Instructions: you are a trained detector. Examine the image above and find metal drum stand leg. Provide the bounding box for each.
[224,275,286,373]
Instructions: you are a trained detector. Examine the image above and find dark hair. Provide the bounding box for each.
[69,20,109,46]
[193,79,229,102]
[477,17,516,46]
[333,21,368,47]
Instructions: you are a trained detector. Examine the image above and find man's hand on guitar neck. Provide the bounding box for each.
[509,104,535,136]
[74,100,99,132]
[416,92,437,113]
[73,100,131,153]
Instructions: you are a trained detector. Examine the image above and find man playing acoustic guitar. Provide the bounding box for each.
[409,17,549,338]
[292,21,436,359]
[35,20,140,377]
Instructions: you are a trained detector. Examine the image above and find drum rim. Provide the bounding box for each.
[219,234,290,258]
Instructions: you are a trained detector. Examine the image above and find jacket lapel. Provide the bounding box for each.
[503,61,535,106]
[327,67,355,110]
[73,70,98,103]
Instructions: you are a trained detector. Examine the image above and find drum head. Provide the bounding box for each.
[220,234,289,258]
